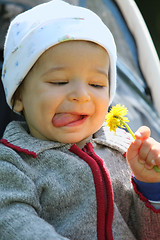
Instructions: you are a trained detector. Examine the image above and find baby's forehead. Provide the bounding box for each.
[34,40,108,65]
[38,40,108,58]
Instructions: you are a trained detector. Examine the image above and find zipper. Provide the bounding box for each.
[69,143,114,240]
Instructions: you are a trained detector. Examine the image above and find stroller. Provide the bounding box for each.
[0,0,160,140]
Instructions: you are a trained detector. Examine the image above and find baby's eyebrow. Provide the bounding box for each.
[42,65,67,76]
[95,67,109,77]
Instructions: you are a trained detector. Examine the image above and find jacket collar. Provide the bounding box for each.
[1,121,132,157]
[93,124,133,154]
[1,121,72,156]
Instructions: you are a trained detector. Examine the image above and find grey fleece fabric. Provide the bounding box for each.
[0,121,160,240]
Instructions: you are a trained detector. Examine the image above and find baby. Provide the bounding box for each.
[0,1,160,240]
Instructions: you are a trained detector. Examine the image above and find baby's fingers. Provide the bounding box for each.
[143,143,160,170]
[137,136,160,170]
[138,137,154,165]
[135,126,150,140]
[126,138,142,161]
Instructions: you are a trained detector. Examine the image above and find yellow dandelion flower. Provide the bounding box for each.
[105,104,134,138]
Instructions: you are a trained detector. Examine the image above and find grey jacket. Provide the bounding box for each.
[0,121,160,240]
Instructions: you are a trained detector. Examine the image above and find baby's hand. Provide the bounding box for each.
[126,126,160,183]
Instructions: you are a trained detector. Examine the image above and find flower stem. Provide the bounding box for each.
[153,166,160,172]
[121,121,135,139]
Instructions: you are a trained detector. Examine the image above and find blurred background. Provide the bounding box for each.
[135,0,160,58]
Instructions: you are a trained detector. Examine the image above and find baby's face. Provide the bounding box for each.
[15,41,110,144]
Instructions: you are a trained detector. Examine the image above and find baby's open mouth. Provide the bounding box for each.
[52,113,88,127]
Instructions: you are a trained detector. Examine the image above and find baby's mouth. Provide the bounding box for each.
[52,113,87,127]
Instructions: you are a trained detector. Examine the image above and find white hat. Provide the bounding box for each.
[1,0,117,108]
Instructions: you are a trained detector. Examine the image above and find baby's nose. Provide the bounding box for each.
[68,81,91,102]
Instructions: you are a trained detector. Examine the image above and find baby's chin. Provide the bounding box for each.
[53,135,92,148]
[74,135,93,149]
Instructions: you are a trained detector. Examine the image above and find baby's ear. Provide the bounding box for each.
[11,88,24,113]
[13,98,24,113]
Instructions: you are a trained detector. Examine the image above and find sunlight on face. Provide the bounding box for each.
[14,41,110,145]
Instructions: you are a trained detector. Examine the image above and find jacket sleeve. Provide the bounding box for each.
[129,176,160,240]
[0,151,69,240]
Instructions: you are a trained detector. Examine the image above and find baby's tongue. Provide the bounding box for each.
[52,113,81,127]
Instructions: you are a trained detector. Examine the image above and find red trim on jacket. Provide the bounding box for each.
[131,176,160,213]
[69,143,114,240]
[85,142,114,239]
[0,139,37,158]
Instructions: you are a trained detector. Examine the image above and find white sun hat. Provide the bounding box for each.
[1,0,117,108]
